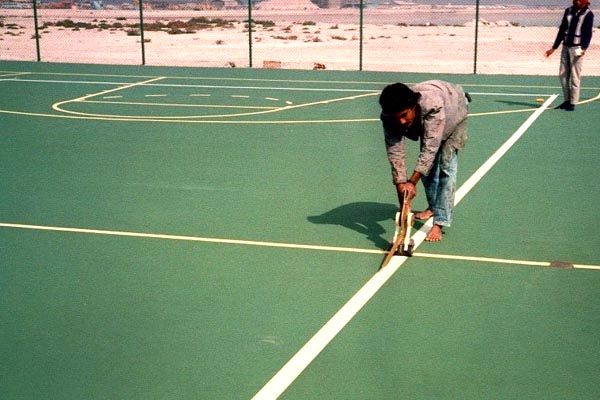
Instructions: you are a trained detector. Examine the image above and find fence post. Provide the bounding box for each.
[32,0,41,61]
[473,0,479,74]
[248,0,253,68]
[359,0,364,71]
[139,0,146,65]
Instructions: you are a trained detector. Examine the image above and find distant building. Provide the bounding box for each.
[308,0,378,8]
[311,0,342,7]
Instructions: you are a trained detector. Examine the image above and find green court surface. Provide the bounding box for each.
[1,61,599,399]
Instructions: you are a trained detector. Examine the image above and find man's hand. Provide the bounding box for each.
[545,48,555,57]
[398,182,416,201]
[397,171,421,203]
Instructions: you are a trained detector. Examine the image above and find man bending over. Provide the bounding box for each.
[379,81,469,242]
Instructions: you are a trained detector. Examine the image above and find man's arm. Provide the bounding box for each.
[581,11,594,51]
[384,128,408,184]
[554,9,569,48]
[547,8,569,55]
[414,105,444,178]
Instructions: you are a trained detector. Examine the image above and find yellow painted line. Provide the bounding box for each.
[413,252,600,270]
[50,91,378,120]
[469,108,545,117]
[0,222,383,255]
[83,99,277,110]
[576,90,600,105]
[1,222,597,270]
[0,108,375,124]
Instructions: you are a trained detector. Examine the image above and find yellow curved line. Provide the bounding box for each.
[469,108,541,117]
[4,91,596,124]
[576,90,600,105]
[0,108,376,124]
[0,106,545,124]
[51,91,378,120]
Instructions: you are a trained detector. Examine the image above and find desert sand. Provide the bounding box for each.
[1,8,598,76]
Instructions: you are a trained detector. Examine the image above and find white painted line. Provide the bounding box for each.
[52,77,166,114]
[250,243,418,400]
[8,77,380,93]
[8,69,592,91]
[455,94,558,204]
[251,94,559,400]
[251,220,433,400]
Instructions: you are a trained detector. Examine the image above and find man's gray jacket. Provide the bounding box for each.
[384,80,469,184]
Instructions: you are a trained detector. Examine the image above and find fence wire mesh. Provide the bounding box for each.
[1,0,598,75]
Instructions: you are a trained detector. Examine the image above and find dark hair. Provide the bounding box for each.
[379,83,420,114]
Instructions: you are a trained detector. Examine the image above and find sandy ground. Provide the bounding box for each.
[1,8,599,75]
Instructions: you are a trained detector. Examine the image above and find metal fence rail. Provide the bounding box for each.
[1,0,599,75]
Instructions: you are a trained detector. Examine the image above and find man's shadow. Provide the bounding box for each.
[307,202,399,250]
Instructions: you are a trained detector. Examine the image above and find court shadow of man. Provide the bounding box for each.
[307,202,398,250]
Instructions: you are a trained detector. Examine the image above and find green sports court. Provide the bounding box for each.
[1,61,599,399]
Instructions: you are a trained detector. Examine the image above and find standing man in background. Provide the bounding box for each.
[545,0,594,111]
[379,81,469,242]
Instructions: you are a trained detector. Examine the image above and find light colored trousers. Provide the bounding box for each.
[560,45,585,104]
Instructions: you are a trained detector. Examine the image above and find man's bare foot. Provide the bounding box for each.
[425,225,443,242]
[415,208,434,220]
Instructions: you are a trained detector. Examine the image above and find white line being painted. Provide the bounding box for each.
[455,94,557,204]
[250,94,559,400]
[250,220,431,400]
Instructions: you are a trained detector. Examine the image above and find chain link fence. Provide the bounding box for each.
[1,0,598,75]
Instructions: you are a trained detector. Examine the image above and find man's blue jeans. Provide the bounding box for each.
[421,147,457,227]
